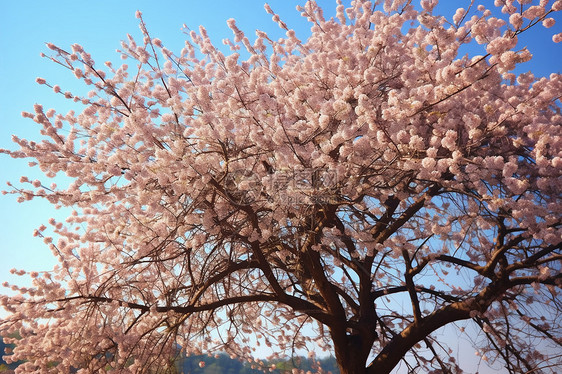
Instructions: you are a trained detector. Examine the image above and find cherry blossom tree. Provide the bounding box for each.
[1,0,562,373]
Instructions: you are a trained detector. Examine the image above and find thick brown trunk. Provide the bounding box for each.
[329,263,379,373]
[333,334,369,374]
[331,317,377,374]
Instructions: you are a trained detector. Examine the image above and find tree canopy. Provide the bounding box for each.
[1,1,562,373]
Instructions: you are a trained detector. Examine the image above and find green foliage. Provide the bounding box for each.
[270,356,340,373]
[178,354,261,374]
[177,354,340,374]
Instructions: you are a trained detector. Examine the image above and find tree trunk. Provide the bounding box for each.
[330,319,377,374]
[333,335,370,374]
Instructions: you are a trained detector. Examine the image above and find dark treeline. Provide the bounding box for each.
[178,354,339,373]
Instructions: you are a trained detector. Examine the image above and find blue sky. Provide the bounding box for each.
[0,0,561,371]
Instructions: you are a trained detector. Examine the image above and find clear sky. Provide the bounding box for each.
[0,1,561,372]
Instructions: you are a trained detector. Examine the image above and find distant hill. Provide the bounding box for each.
[178,354,340,374]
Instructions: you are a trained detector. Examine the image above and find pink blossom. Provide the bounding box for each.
[487,37,517,55]
[420,0,437,11]
[422,157,437,169]
[509,13,523,28]
[453,8,465,24]
[523,5,545,19]
[71,43,84,53]
[542,17,555,28]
